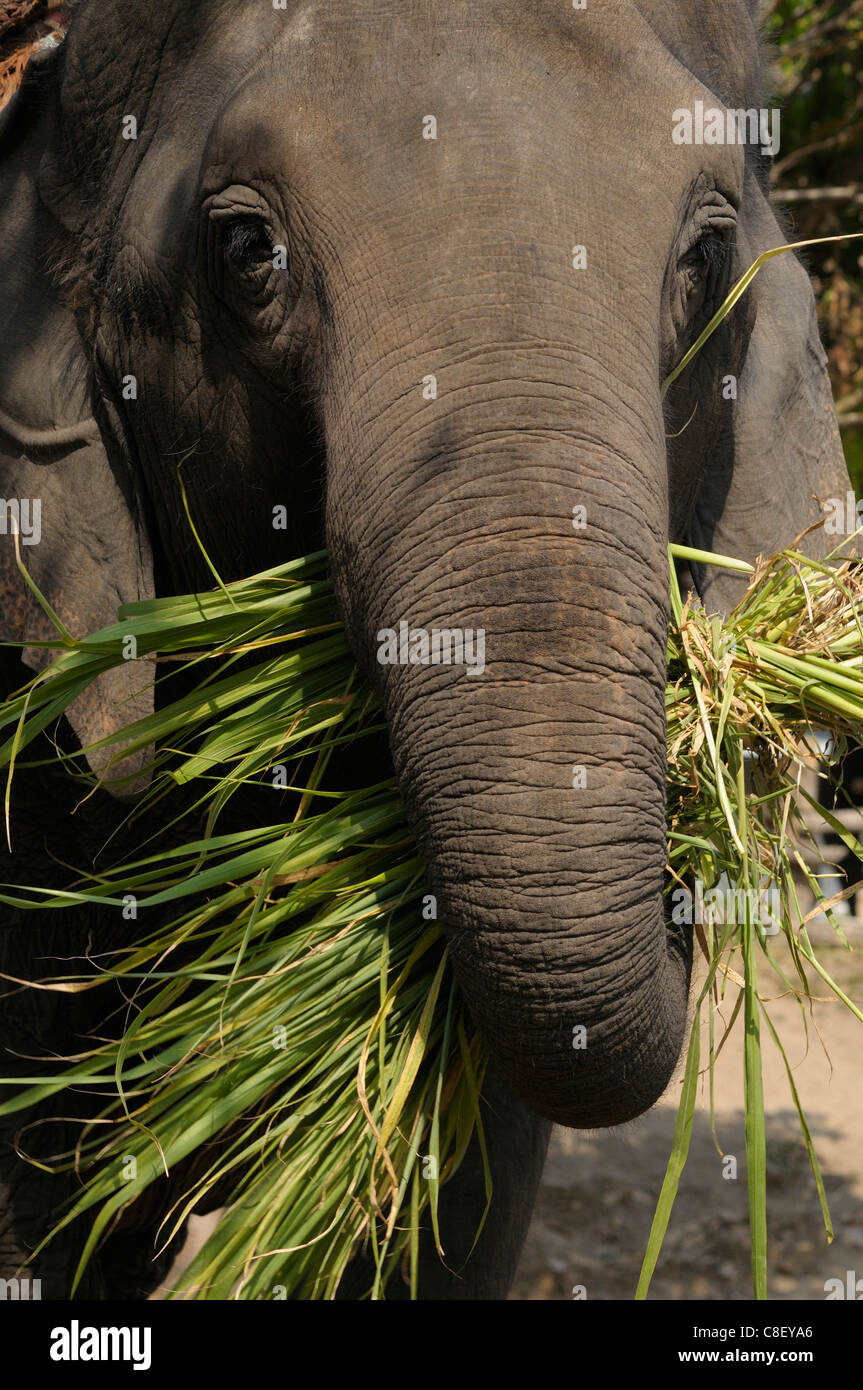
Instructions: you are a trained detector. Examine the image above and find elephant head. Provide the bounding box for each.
[0,0,851,1132]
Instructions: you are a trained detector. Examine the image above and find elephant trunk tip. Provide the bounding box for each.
[453,917,693,1131]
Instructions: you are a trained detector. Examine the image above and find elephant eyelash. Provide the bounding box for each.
[221,219,276,273]
[683,231,729,274]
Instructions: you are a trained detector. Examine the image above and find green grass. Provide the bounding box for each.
[638,543,863,1300]
[0,553,489,1298]
[0,542,861,1298]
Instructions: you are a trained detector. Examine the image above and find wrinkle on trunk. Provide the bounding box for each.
[329,416,690,1130]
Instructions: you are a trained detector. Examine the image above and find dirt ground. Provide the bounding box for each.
[512,928,863,1301]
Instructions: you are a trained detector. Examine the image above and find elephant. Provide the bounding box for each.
[0,0,852,1300]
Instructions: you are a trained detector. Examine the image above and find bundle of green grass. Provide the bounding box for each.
[0,540,861,1300]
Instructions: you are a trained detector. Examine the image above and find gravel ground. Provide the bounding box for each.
[512,934,863,1301]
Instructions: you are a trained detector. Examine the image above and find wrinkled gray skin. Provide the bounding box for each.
[0,0,851,1299]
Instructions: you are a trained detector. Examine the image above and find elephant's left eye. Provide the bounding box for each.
[221,218,276,275]
[680,232,727,301]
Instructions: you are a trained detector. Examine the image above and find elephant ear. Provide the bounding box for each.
[0,49,154,791]
[686,166,853,614]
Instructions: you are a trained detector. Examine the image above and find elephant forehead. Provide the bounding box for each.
[56,0,746,246]
[199,2,708,236]
[259,0,689,130]
[55,0,745,314]
[56,0,761,177]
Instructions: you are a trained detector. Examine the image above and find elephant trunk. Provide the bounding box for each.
[327,361,691,1129]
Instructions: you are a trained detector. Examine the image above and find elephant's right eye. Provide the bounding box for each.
[221,218,277,276]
